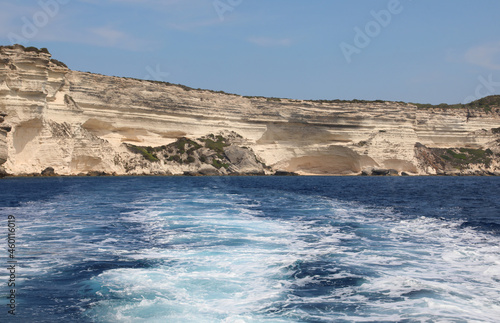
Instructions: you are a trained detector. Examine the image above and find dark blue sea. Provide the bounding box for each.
[1,176,499,322]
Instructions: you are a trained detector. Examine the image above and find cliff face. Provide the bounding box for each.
[1,45,499,176]
[0,112,10,174]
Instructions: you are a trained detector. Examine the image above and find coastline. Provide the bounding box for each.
[1,171,499,179]
[1,45,499,178]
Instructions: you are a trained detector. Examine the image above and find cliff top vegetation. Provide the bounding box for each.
[2,45,499,111]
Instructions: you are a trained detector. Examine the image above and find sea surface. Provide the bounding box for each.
[0,176,499,322]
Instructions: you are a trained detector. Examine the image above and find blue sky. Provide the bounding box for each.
[1,0,500,104]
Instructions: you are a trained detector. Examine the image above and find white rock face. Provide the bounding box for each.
[0,45,499,176]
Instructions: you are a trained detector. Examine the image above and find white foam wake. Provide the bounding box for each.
[84,192,500,322]
[2,183,499,322]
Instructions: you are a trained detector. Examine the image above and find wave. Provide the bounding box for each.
[82,193,500,322]
[1,178,499,322]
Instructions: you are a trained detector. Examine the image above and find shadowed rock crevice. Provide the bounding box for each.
[0,112,10,174]
[13,118,43,153]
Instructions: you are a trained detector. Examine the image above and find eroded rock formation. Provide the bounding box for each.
[0,110,11,177]
[1,45,499,176]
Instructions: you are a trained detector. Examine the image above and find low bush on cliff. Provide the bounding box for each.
[126,144,159,162]
[25,46,50,54]
[1,44,51,55]
[414,103,463,109]
[161,137,205,164]
[212,159,229,169]
[167,155,182,163]
[50,59,68,68]
[439,148,493,168]
[202,135,229,155]
[311,99,402,105]
[175,137,201,154]
[414,95,500,113]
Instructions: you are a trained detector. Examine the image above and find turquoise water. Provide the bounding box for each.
[1,176,499,322]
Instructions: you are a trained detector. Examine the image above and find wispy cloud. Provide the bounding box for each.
[168,18,223,32]
[1,0,244,50]
[248,37,292,47]
[0,1,157,51]
[79,0,182,5]
[86,26,150,51]
[89,26,126,44]
[96,0,229,32]
[465,41,500,70]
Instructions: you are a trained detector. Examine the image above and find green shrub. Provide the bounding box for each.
[441,148,492,167]
[175,139,187,153]
[212,159,229,169]
[50,58,68,68]
[168,155,182,163]
[25,46,40,52]
[127,145,159,162]
[171,137,202,154]
[204,138,228,154]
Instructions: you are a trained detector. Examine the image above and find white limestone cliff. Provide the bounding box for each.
[0,45,499,176]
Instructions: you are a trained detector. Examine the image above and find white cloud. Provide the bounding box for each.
[248,37,292,47]
[87,0,226,32]
[81,26,154,51]
[0,2,61,45]
[78,0,182,5]
[465,41,500,70]
[0,0,233,50]
[0,0,156,51]
[168,18,223,31]
[78,0,205,12]
[89,26,126,43]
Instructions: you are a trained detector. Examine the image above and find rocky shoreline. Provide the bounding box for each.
[2,168,498,179]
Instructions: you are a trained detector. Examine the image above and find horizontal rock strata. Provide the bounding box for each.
[1,45,499,176]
